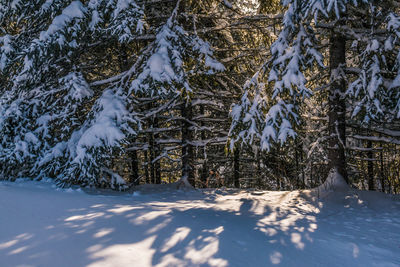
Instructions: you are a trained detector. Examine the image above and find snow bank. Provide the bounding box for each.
[1,179,399,267]
[315,168,349,195]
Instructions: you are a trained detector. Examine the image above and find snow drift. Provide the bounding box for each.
[0,178,399,267]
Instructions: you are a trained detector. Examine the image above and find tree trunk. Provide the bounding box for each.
[233,146,240,188]
[200,105,208,188]
[119,44,140,185]
[328,30,348,183]
[129,149,139,185]
[295,139,300,188]
[367,140,375,190]
[300,142,305,188]
[149,120,155,184]
[379,141,385,193]
[144,150,150,184]
[181,101,195,186]
[153,116,161,184]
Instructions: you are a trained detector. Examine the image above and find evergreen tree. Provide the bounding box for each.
[128,0,225,186]
[230,0,400,184]
[0,0,144,187]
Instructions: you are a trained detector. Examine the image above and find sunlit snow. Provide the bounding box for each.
[1,178,399,267]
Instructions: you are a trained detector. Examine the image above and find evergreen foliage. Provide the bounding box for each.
[0,0,399,192]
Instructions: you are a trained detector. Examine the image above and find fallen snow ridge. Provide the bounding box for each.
[0,179,399,267]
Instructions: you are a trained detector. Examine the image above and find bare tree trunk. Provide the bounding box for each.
[328,30,348,183]
[295,139,300,188]
[300,142,305,188]
[233,146,240,188]
[119,44,140,185]
[148,118,155,184]
[200,105,208,188]
[257,151,262,189]
[181,101,195,186]
[153,116,161,184]
[144,150,150,184]
[129,149,139,185]
[380,144,385,192]
[367,140,375,190]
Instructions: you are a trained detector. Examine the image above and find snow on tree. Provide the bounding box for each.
[127,0,225,187]
[129,0,224,98]
[229,0,400,183]
[0,0,144,187]
[0,0,224,188]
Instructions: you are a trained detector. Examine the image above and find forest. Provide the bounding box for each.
[2,1,400,267]
[0,0,399,193]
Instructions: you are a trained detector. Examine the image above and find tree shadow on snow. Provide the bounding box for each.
[2,187,395,266]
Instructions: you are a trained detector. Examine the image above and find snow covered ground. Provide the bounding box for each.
[1,179,399,267]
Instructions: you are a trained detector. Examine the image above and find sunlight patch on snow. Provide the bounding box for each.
[8,245,29,255]
[269,251,282,264]
[16,233,33,240]
[65,212,105,221]
[259,227,278,237]
[290,233,305,250]
[107,205,142,214]
[0,233,34,252]
[184,236,227,266]
[87,236,156,267]
[1,180,400,267]
[146,218,172,235]
[93,228,114,239]
[0,239,18,249]
[351,243,360,258]
[91,204,106,208]
[132,210,171,224]
[86,244,103,253]
[202,226,224,235]
[161,227,191,253]
[212,198,242,213]
[308,223,318,232]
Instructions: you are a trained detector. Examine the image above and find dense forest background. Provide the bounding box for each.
[0,0,399,193]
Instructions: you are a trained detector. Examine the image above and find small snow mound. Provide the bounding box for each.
[315,168,349,195]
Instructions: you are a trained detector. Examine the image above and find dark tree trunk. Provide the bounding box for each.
[295,139,300,188]
[149,123,155,184]
[144,150,150,184]
[200,105,208,188]
[257,151,262,188]
[328,30,348,183]
[367,140,375,190]
[181,102,195,186]
[153,116,161,184]
[299,142,305,188]
[129,150,139,185]
[119,44,140,185]
[233,146,240,188]
[146,102,161,185]
[201,159,209,188]
[379,140,385,193]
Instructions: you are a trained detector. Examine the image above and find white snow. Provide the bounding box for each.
[73,89,132,163]
[0,179,399,267]
[39,1,86,41]
[0,35,12,71]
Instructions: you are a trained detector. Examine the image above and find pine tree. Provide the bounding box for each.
[0,0,144,187]
[229,0,400,185]
[128,0,225,187]
[0,0,226,188]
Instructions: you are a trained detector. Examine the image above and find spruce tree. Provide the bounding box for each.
[230,0,400,184]
[0,0,144,187]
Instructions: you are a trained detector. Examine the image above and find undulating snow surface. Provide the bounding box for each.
[1,179,399,267]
